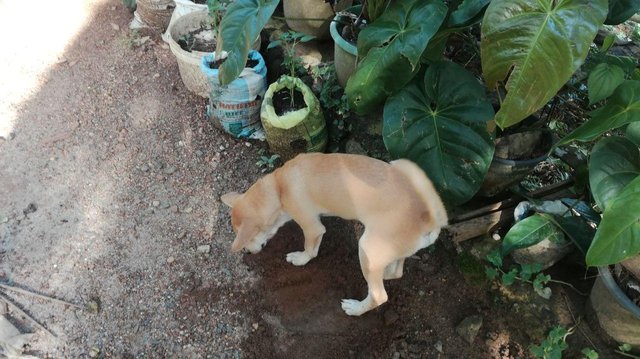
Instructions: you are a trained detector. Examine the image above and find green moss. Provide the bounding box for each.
[456,251,489,287]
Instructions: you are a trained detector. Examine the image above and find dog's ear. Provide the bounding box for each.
[230,224,257,253]
[221,192,242,207]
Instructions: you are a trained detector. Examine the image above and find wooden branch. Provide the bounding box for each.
[0,292,56,338]
[448,178,576,243]
[0,283,84,309]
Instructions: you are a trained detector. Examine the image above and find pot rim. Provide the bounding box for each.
[597,266,640,319]
[329,6,359,56]
[492,128,554,166]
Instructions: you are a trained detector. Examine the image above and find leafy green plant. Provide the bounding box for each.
[256,148,280,173]
[268,31,315,107]
[485,250,552,299]
[616,344,640,358]
[581,348,599,359]
[311,64,352,152]
[530,326,572,359]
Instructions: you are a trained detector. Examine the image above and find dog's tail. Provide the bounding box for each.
[391,159,448,228]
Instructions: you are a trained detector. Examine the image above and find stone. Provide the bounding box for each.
[434,340,443,353]
[89,347,100,358]
[167,256,175,264]
[456,315,483,344]
[384,308,399,325]
[345,139,367,156]
[197,245,210,254]
[152,201,160,207]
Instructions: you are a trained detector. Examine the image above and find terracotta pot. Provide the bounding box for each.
[283,0,352,40]
[329,5,359,87]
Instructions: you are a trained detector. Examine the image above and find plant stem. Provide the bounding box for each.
[614,350,640,359]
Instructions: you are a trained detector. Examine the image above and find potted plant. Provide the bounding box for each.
[261,31,327,160]
[329,4,360,87]
[283,0,352,40]
[200,50,267,138]
[164,1,260,97]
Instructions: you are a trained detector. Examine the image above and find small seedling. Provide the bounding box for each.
[485,250,552,299]
[311,64,352,151]
[256,149,280,173]
[268,31,315,107]
[616,344,640,359]
[530,326,572,359]
[581,348,599,359]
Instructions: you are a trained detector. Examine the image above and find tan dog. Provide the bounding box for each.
[221,153,447,316]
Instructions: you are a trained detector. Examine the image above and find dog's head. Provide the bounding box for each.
[221,183,286,254]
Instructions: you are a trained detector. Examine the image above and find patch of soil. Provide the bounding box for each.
[233,218,536,358]
[207,57,259,70]
[178,26,216,53]
[273,88,306,116]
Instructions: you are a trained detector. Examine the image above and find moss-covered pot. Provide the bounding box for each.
[590,266,640,349]
[329,5,359,87]
[478,129,553,197]
[283,0,352,40]
[261,76,327,160]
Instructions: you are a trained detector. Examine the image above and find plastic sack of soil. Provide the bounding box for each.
[200,50,267,139]
[161,0,207,42]
[130,0,175,31]
[261,75,327,160]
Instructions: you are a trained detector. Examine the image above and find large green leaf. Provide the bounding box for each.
[502,214,566,256]
[605,0,640,25]
[588,63,625,105]
[448,0,491,27]
[586,175,640,266]
[552,215,596,254]
[383,61,495,206]
[627,122,640,146]
[559,80,640,145]
[589,136,640,211]
[216,0,278,86]
[481,0,608,128]
[346,0,447,115]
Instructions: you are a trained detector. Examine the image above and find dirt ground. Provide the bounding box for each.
[0,1,628,358]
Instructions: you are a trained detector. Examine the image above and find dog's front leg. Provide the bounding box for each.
[286,217,325,266]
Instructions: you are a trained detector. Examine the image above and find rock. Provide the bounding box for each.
[167,256,175,264]
[170,205,179,213]
[152,201,160,207]
[456,315,483,344]
[197,245,210,254]
[392,352,400,359]
[23,203,37,216]
[183,207,193,214]
[110,23,120,31]
[195,150,203,157]
[345,139,367,156]
[89,347,100,358]
[139,164,149,172]
[1,217,8,224]
[163,166,176,175]
[252,322,259,330]
[384,309,399,325]
[434,340,443,353]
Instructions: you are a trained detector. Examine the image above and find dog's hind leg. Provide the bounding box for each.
[286,215,326,266]
[342,234,394,316]
[383,258,405,280]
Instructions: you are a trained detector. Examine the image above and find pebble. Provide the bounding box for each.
[152,201,160,207]
[167,256,175,264]
[456,315,483,344]
[434,340,443,353]
[1,217,8,224]
[89,347,100,358]
[392,352,400,359]
[164,166,176,175]
[252,323,259,330]
[153,73,160,79]
[384,309,399,325]
[197,245,210,254]
[170,205,179,213]
[183,207,193,213]
[140,164,149,172]
[110,23,120,31]
[195,150,203,157]
[161,202,171,209]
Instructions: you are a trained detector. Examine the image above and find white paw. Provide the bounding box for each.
[286,251,312,266]
[341,299,366,316]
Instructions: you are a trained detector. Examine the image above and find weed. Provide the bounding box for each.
[268,31,315,107]
[256,148,280,173]
[311,64,352,152]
